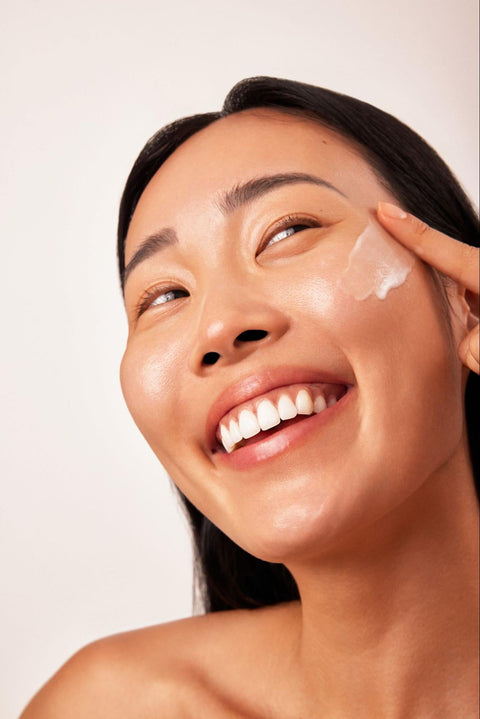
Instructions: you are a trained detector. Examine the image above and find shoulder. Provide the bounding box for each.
[20,616,215,718]
[20,603,300,719]
[19,624,181,718]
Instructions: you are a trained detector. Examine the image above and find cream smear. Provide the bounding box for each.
[339,221,415,300]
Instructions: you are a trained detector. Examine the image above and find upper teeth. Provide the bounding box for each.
[217,386,339,453]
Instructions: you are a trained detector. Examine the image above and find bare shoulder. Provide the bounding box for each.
[19,625,182,719]
[20,602,300,719]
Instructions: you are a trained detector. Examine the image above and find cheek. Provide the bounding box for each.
[275,219,416,332]
[286,247,464,455]
[120,334,183,448]
[346,270,464,487]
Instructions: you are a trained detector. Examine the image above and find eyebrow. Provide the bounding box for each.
[123,227,178,288]
[122,172,346,289]
[217,172,346,214]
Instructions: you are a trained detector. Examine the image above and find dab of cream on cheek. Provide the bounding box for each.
[339,222,415,300]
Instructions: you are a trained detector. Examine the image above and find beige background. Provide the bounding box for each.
[1,0,478,716]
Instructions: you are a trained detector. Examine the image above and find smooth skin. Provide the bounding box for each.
[21,111,479,719]
[377,201,479,374]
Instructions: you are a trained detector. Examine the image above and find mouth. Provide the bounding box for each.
[212,381,350,454]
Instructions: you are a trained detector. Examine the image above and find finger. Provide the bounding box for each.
[377,202,479,293]
[458,329,479,375]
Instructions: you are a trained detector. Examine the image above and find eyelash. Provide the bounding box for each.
[260,214,320,252]
[134,286,189,319]
[134,214,321,318]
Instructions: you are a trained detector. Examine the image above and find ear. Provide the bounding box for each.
[464,287,479,329]
[445,281,471,344]
[445,281,479,376]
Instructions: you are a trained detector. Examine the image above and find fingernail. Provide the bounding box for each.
[378,202,408,220]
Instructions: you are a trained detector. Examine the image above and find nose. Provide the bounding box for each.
[189,290,290,373]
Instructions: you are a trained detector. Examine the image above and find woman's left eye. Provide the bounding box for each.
[150,289,186,307]
[265,224,311,248]
[259,215,320,254]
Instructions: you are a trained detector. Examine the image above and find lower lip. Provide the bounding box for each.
[215,387,355,471]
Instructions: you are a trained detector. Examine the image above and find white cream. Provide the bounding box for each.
[339,221,415,300]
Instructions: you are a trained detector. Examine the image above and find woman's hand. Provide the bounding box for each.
[377,202,479,375]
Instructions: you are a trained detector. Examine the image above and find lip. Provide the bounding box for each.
[205,366,354,454]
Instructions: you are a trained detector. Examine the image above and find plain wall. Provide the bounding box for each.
[1,0,478,716]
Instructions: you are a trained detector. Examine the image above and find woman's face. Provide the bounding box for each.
[120,110,465,562]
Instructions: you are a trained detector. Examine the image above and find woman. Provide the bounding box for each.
[22,77,478,718]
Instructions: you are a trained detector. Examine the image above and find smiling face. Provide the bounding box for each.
[120,110,466,563]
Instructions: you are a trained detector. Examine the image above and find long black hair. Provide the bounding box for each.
[117,76,479,613]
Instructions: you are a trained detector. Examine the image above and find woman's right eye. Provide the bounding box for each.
[136,287,189,318]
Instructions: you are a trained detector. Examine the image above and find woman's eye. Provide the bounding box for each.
[136,288,189,318]
[264,223,312,250]
[151,289,187,307]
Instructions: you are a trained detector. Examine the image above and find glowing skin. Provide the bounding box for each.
[339,221,415,300]
[120,109,470,565]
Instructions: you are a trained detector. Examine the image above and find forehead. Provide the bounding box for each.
[126,109,383,250]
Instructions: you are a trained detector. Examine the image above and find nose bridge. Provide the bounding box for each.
[189,272,289,372]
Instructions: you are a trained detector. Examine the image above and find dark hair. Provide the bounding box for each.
[118,76,479,613]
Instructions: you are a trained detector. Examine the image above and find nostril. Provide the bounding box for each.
[235,329,268,343]
[201,330,268,367]
[202,351,221,366]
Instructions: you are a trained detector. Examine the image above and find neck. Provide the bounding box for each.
[287,442,479,718]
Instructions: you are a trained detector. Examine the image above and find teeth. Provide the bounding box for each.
[229,419,243,445]
[295,389,314,415]
[217,386,340,452]
[257,400,281,431]
[277,394,298,420]
[314,395,327,413]
[238,409,261,439]
[220,424,234,453]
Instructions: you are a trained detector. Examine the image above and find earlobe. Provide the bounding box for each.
[464,287,479,328]
[444,282,480,375]
[447,282,471,331]
[453,283,478,326]
[445,282,470,342]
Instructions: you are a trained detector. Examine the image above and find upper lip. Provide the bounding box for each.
[205,366,354,451]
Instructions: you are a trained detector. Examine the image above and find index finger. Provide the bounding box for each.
[377,202,479,293]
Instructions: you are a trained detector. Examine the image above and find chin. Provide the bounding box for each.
[220,446,444,565]
[221,480,376,564]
